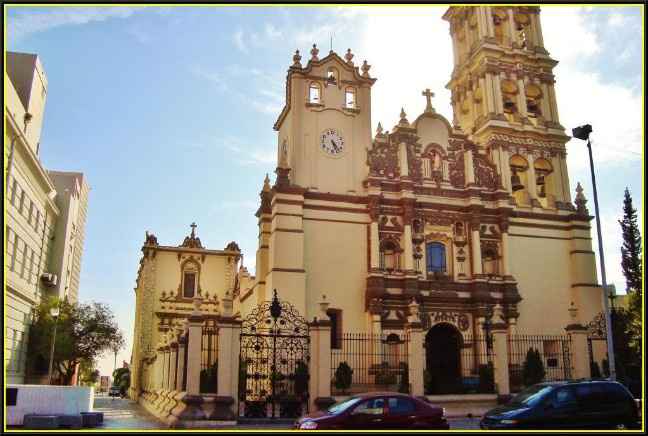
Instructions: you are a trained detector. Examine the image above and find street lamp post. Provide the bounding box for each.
[47,306,60,385]
[571,124,616,380]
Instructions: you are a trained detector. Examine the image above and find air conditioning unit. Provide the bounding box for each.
[41,273,58,287]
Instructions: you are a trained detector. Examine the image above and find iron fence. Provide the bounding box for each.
[508,334,573,393]
[331,332,410,395]
[201,318,219,393]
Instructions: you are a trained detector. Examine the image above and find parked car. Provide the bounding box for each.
[295,392,449,430]
[480,380,640,430]
[108,386,122,398]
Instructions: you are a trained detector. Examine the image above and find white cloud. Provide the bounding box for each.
[607,12,625,27]
[233,29,248,53]
[189,65,228,91]
[8,7,140,42]
[541,7,600,63]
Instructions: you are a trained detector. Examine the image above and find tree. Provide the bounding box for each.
[619,188,642,294]
[522,348,545,386]
[78,359,100,386]
[113,367,131,396]
[334,362,353,394]
[26,297,124,385]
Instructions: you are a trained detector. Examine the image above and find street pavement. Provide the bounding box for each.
[93,395,481,430]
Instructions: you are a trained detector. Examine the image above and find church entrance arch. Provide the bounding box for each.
[424,323,463,394]
[238,290,310,420]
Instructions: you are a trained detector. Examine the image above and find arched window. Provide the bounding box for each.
[326,67,338,85]
[482,246,499,276]
[525,84,543,118]
[426,242,446,273]
[509,154,530,205]
[309,82,321,104]
[345,87,356,109]
[181,261,199,298]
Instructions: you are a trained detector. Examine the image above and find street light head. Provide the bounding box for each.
[572,124,592,141]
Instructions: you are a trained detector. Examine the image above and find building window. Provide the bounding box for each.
[9,178,17,206]
[309,82,321,104]
[422,157,432,178]
[482,246,499,275]
[327,308,342,349]
[379,240,400,271]
[326,67,338,85]
[34,210,40,232]
[345,87,356,109]
[28,200,34,225]
[19,190,26,215]
[426,242,446,273]
[183,272,196,298]
[6,227,15,271]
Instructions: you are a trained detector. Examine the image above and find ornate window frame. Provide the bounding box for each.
[178,258,201,300]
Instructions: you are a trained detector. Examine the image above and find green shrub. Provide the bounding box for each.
[522,348,545,386]
[334,362,353,394]
[477,363,495,393]
[200,361,218,394]
[398,362,410,393]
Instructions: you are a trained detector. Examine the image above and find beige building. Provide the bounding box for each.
[129,6,607,421]
[4,51,90,384]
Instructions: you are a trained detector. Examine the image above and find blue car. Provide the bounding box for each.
[480,380,639,430]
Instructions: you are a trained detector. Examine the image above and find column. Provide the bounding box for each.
[484,7,495,38]
[482,75,495,114]
[186,315,204,396]
[500,147,511,192]
[506,8,517,47]
[214,315,242,419]
[403,224,414,272]
[406,322,424,397]
[169,343,178,392]
[532,13,544,47]
[565,324,591,380]
[176,335,187,391]
[492,325,510,396]
[309,318,334,411]
[370,221,380,269]
[471,219,483,276]
[476,317,487,366]
[500,226,511,277]
[493,74,505,114]
[559,155,571,203]
[516,76,528,118]
[399,142,409,177]
[527,153,538,200]
[465,150,475,185]
[540,83,553,122]
[548,85,560,123]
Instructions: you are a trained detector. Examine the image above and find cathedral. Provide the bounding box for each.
[130,6,605,418]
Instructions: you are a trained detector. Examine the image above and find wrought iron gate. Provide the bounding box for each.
[238,290,310,419]
[586,311,608,377]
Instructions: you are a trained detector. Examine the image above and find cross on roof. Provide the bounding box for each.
[190,222,197,237]
[422,88,435,113]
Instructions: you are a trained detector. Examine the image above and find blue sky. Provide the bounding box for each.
[6,5,643,376]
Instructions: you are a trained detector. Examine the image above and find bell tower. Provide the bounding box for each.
[273,45,376,194]
[444,6,573,212]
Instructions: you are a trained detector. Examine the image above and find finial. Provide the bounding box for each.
[190,222,197,238]
[376,122,384,136]
[345,48,354,65]
[422,88,436,113]
[361,60,371,78]
[399,107,410,126]
[310,44,319,62]
[575,182,589,215]
[292,49,302,67]
[263,173,271,191]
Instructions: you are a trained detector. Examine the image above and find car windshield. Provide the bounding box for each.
[327,397,363,414]
[509,385,554,407]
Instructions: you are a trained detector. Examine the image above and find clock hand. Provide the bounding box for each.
[330,139,339,152]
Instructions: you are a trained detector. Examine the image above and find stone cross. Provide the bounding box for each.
[190,222,197,238]
[422,88,435,113]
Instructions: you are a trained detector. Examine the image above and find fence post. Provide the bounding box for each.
[310,295,335,412]
[176,332,187,391]
[406,299,424,397]
[214,291,241,420]
[565,324,590,380]
[491,322,510,397]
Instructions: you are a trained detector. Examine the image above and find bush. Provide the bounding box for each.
[334,362,353,394]
[200,361,218,394]
[590,360,602,378]
[398,362,410,394]
[478,363,495,393]
[293,360,309,399]
[522,348,545,386]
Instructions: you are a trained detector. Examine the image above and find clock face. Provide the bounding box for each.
[320,128,345,156]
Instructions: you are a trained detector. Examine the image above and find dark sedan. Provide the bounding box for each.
[295,392,449,430]
[480,380,640,430]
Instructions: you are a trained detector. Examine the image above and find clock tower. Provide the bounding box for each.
[273,45,376,194]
